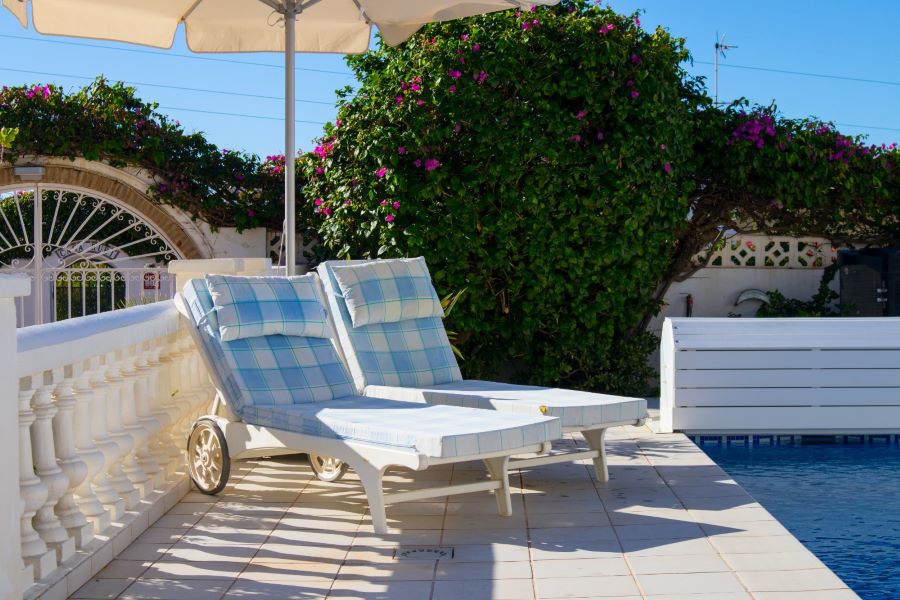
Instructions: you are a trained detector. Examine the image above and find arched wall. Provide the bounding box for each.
[0,159,208,260]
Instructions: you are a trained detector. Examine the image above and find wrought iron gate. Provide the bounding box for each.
[0,184,183,327]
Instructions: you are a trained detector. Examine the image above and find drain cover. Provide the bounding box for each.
[394,546,455,560]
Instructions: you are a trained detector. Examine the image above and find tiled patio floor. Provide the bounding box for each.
[69,426,859,600]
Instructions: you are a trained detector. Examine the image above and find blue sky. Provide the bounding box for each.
[1,1,897,158]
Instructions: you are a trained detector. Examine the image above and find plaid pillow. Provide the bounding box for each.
[206,274,329,342]
[330,257,444,327]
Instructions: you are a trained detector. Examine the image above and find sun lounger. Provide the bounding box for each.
[318,258,648,481]
[176,274,560,533]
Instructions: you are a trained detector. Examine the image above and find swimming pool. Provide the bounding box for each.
[699,439,900,600]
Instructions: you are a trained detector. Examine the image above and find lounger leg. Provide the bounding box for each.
[582,428,609,482]
[483,456,513,517]
[356,463,389,534]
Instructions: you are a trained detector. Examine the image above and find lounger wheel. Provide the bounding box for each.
[308,454,348,482]
[187,418,230,495]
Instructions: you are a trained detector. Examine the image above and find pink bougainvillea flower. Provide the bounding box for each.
[385,214,394,223]
[323,207,331,216]
[571,134,582,143]
[634,16,641,27]
[461,33,469,40]
[449,69,462,79]
[416,99,425,106]
[397,146,406,155]
[630,53,641,64]
[376,167,388,178]
[380,199,388,206]
[414,159,422,168]
[453,124,462,133]
[664,163,672,173]
[630,90,640,98]
[315,167,324,174]
[425,158,441,171]
[393,201,400,209]
[410,83,422,92]
[576,110,587,120]
[395,96,403,104]
[522,21,530,30]
[314,198,323,206]
[472,44,481,53]
[515,10,521,17]
[659,143,666,150]
[401,81,409,90]
[413,76,422,84]
[247,209,256,217]
[597,131,605,140]
[532,19,539,25]
[606,23,615,31]
[626,79,634,87]
[335,119,342,127]
[529,4,537,11]
[449,84,457,93]
[41,85,50,99]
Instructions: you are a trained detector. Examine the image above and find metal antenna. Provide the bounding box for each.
[714,32,738,105]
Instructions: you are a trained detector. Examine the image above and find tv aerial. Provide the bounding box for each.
[714,32,738,105]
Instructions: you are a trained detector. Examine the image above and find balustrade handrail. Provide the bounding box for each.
[17,300,179,377]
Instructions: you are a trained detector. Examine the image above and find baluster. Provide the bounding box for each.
[89,360,126,520]
[29,369,75,564]
[146,345,174,478]
[52,364,94,548]
[72,358,111,534]
[119,346,152,498]
[133,344,164,488]
[157,339,184,473]
[18,376,56,581]
[102,351,140,509]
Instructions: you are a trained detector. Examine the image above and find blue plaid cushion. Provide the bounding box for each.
[182,278,356,409]
[330,257,443,327]
[207,274,329,342]
[319,261,463,390]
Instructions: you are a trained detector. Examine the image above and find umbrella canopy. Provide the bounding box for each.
[3,0,557,272]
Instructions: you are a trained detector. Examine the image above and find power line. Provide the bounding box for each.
[835,123,900,133]
[0,33,356,77]
[0,66,338,105]
[155,105,325,125]
[695,60,900,88]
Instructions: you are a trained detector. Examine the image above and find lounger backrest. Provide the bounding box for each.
[318,260,463,392]
[181,278,356,414]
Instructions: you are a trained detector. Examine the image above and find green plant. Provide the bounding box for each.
[0,80,303,231]
[302,0,697,395]
[440,288,467,359]
[756,264,848,317]
[0,126,17,162]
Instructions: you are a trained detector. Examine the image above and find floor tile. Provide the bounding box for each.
[532,557,629,579]
[119,578,231,600]
[432,579,536,600]
[637,571,746,595]
[535,575,641,598]
[736,568,849,592]
[434,560,532,580]
[223,580,329,599]
[70,578,132,599]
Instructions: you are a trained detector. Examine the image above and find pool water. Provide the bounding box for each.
[700,442,900,600]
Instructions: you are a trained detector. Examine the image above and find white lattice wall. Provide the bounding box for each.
[701,236,837,269]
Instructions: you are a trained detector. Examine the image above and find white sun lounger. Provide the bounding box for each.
[318,258,648,481]
[176,275,560,533]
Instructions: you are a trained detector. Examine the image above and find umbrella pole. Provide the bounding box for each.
[284,2,297,275]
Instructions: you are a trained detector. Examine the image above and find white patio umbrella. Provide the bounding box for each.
[3,0,556,274]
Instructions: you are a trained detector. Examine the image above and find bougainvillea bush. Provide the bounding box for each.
[0,79,295,230]
[302,0,702,393]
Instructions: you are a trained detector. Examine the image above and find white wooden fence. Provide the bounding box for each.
[659,317,900,433]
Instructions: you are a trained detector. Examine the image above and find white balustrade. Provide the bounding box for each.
[12,298,211,597]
